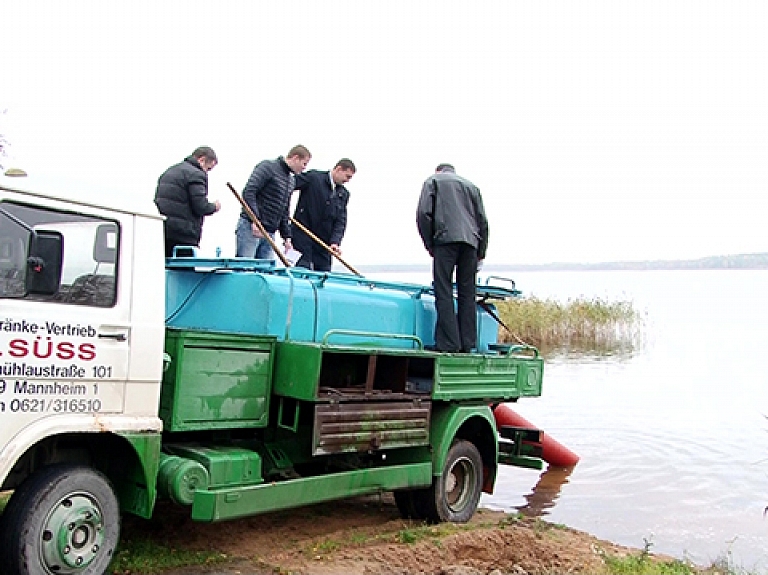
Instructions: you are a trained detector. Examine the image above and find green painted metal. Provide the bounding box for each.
[272,342,323,400]
[321,329,424,349]
[274,341,436,400]
[190,462,433,522]
[497,426,544,470]
[165,445,264,488]
[432,353,543,401]
[428,404,498,477]
[277,396,301,431]
[151,327,544,524]
[274,343,545,404]
[43,490,107,572]
[160,329,276,431]
[498,453,544,470]
[157,454,211,506]
[119,433,161,519]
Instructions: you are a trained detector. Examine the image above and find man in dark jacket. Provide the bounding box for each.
[292,158,356,271]
[416,163,489,353]
[235,145,311,260]
[154,146,221,257]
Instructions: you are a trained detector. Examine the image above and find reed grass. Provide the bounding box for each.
[495,296,642,355]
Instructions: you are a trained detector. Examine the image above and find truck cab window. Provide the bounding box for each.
[0,201,119,307]
[0,212,28,297]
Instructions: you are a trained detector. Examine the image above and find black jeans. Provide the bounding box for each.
[296,247,332,272]
[432,243,478,352]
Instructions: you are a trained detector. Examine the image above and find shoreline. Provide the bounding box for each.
[126,495,707,575]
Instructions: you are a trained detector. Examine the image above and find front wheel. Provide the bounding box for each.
[416,439,483,524]
[0,464,120,575]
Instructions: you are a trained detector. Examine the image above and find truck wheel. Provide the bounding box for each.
[0,464,120,575]
[418,440,483,524]
[393,490,421,519]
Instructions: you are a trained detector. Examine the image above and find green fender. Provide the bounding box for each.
[429,404,499,489]
[117,433,162,518]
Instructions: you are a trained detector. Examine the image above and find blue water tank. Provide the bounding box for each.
[164,259,500,351]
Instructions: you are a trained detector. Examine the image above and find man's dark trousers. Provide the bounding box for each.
[432,242,478,352]
[296,248,332,272]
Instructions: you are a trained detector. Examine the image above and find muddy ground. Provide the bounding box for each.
[121,494,691,575]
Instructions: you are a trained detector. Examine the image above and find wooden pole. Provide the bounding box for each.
[289,216,363,277]
[226,182,291,267]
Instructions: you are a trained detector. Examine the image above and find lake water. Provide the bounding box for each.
[369,269,768,572]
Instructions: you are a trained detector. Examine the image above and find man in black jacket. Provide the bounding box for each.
[154,146,221,257]
[292,158,356,271]
[416,163,489,353]
[235,145,311,260]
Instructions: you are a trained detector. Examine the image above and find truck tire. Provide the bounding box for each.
[0,464,120,575]
[393,490,421,519]
[417,440,483,524]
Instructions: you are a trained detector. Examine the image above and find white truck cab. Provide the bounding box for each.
[0,171,166,574]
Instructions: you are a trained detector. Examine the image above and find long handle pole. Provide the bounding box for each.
[227,182,291,268]
[289,216,363,277]
[476,299,527,346]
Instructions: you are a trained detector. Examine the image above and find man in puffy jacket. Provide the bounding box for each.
[154,146,221,257]
[416,163,489,353]
[292,158,356,271]
[235,145,311,260]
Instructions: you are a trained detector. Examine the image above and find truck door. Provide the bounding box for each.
[0,199,131,426]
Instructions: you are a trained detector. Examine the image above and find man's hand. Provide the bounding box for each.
[284,238,293,251]
[330,243,341,255]
[251,223,264,238]
[213,200,222,212]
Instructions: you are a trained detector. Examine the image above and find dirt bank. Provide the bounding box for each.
[124,494,688,575]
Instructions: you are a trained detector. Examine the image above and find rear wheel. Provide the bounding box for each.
[416,440,483,524]
[0,464,120,575]
[394,489,430,520]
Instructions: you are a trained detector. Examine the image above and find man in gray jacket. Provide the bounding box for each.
[416,163,489,353]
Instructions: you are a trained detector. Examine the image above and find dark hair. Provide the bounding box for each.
[287,144,312,159]
[435,163,455,173]
[192,146,217,163]
[334,158,356,172]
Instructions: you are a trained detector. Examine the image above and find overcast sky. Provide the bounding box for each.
[2,1,767,266]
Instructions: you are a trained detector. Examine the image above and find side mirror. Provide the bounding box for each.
[26,231,63,295]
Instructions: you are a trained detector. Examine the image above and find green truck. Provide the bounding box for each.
[0,172,544,575]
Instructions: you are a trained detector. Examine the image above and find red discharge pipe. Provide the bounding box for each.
[493,403,580,467]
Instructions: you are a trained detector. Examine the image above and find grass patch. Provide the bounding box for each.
[312,538,341,554]
[603,554,697,575]
[109,534,226,574]
[597,538,750,575]
[497,512,524,528]
[600,540,697,575]
[303,520,475,559]
[395,522,459,545]
[495,296,642,355]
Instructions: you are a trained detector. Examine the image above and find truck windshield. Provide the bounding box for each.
[0,201,119,307]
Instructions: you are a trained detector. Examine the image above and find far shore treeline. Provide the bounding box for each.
[357,252,768,274]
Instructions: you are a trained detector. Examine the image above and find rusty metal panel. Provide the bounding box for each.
[313,400,431,456]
